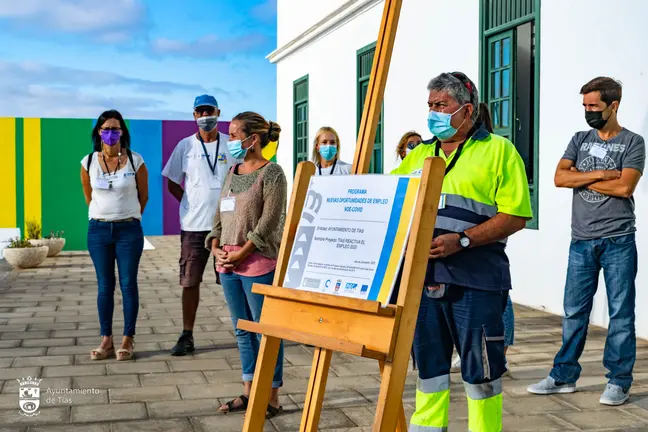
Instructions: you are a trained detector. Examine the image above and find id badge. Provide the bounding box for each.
[94,178,111,190]
[209,174,221,190]
[589,144,607,159]
[438,194,446,210]
[220,197,235,212]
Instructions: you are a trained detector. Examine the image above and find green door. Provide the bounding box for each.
[487,30,515,141]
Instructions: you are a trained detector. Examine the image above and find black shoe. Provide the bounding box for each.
[171,333,195,356]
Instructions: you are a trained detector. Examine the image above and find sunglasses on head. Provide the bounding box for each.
[195,106,216,115]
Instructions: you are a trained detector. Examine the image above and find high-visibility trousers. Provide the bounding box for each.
[409,286,507,432]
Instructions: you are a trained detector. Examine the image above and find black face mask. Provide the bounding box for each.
[585,105,612,130]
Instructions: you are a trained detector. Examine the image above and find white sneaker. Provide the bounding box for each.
[450,355,461,373]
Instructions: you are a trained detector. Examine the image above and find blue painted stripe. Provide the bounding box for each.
[367,178,409,301]
[129,120,163,236]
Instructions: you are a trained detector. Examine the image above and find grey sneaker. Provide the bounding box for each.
[527,376,576,395]
[599,384,629,406]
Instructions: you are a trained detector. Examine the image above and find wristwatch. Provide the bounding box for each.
[459,231,471,249]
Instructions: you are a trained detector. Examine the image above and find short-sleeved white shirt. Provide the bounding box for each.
[316,160,352,176]
[81,151,144,221]
[161,132,239,232]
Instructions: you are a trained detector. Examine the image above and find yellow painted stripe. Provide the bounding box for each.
[377,178,420,304]
[23,118,42,228]
[0,118,17,228]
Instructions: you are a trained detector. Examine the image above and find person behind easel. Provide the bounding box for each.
[205,111,287,419]
[312,126,351,175]
[391,72,532,432]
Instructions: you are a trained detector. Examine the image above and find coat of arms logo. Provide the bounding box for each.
[17,377,42,417]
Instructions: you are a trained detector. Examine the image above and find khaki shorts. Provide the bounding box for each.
[179,230,211,288]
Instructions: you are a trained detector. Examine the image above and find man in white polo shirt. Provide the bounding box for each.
[162,94,240,356]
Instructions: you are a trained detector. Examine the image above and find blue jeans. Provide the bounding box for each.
[219,270,284,388]
[414,286,508,385]
[87,219,144,337]
[551,234,637,390]
[503,295,514,347]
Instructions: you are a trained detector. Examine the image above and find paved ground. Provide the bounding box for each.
[0,235,647,431]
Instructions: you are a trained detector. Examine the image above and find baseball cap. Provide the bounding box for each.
[193,94,219,109]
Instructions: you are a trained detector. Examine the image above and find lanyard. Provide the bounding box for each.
[198,133,220,175]
[434,125,477,177]
[318,159,337,176]
[102,153,120,176]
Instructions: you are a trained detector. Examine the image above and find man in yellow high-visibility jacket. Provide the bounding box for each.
[391,72,533,431]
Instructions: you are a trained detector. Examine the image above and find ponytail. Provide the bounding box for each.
[477,102,494,133]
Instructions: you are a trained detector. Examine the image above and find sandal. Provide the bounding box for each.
[220,394,249,413]
[266,404,283,419]
[90,340,114,361]
[116,340,135,361]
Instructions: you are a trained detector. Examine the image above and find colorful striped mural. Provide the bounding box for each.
[1,118,278,251]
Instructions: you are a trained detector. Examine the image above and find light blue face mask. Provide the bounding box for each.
[227,136,253,160]
[318,144,337,161]
[427,105,467,140]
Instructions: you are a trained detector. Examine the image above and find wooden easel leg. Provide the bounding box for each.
[242,335,281,432]
[374,356,411,432]
[379,361,407,432]
[300,347,333,431]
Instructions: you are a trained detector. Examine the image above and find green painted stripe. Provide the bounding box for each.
[41,118,94,251]
[15,118,25,236]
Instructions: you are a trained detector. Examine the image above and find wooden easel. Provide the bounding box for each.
[239,0,446,430]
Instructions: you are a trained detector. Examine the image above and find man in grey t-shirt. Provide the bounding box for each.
[528,77,645,406]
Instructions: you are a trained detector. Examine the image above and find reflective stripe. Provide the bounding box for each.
[435,216,507,245]
[464,379,503,400]
[410,388,450,430]
[467,392,502,432]
[418,374,450,393]
[409,425,448,431]
[445,194,497,218]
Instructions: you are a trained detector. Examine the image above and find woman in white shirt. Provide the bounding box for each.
[80,109,148,362]
[311,126,351,175]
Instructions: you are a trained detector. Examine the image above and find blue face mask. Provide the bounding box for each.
[227,136,253,160]
[427,105,467,140]
[318,144,337,161]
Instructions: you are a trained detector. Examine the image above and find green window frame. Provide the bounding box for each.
[479,0,541,229]
[356,42,384,174]
[293,75,309,175]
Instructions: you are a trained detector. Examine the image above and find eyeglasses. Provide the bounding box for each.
[195,106,216,116]
[101,127,121,132]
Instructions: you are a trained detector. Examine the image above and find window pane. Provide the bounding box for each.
[502,100,509,127]
[493,72,501,98]
[492,102,500,127]
[493,41,501,68]
[502,69,510,97]
[503,38,511,66]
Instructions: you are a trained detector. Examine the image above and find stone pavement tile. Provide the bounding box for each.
[340,406,375,427]
[178,382,244,400]
[289,390,369,410]
[0,407,70,426]
[139,371,206,386]
[499,414,576,431]
[191,414,277,432]
[46,346,97,356]
[553,391,624,410]
[28,323,76,331]
[71,402,147,422]
[43,364,105,378]
[111,418,194,432]
[21,338,76,348]
[28,424,110,432]
[281,366,316,380]
[12,356,74,367]
[329,361,380,377]
[503,395,576,416]
[202,369,244,385]
[7,318,54,325]
[51,329,110,338]
[271,407,356,431]
[554,409,648,430]
[0,392,21,409]
[73,374,140,389]
[3,377,71,394]
[0,341,20,351]
[41,388,108,406]
[106,362,169,375]
[0,360,12,368]
[0,326,28,332]
[0,331,50,340]
[323,376,381,392]
[109,385,180,403]
[147,399,220,418]
[0,367,41,380]
[168,359,230,372]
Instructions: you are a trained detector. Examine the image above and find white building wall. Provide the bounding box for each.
[273,0,648,339]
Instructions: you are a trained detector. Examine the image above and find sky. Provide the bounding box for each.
[0,0,277,121]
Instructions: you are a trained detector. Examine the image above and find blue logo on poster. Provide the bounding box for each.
[345,283,357,292]
[334,280,342,292]
[360,284,369,293]
[325,280,331,288]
